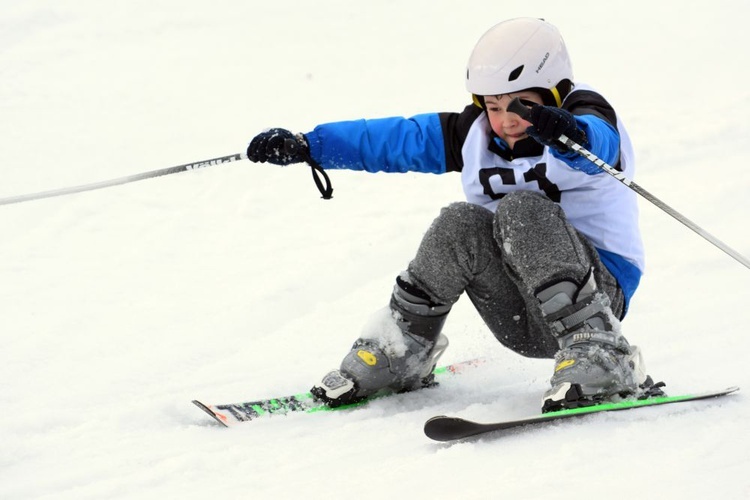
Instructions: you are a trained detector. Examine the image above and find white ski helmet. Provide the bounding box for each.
[466,18,573,106]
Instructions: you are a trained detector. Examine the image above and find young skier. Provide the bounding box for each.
[247,17,653,412]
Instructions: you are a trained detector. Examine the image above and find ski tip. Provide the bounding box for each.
[424,416,475,442]
[192,400,230,427]
[424,417,453,442]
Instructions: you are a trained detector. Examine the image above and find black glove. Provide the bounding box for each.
[247,128,308,165]
[525,105,587,153]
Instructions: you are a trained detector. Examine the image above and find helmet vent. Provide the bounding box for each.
[508,65,524,82]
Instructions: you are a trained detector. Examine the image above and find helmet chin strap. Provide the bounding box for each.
[550,86,562,107]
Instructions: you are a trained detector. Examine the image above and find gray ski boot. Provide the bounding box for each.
[536,269,648,412]
[311,276,450,407]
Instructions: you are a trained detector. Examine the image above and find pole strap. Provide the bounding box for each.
[303,152,333,200]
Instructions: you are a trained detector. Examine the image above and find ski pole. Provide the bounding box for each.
[0,148,333,206]
[507,97,750,271]
[0,152,246,207]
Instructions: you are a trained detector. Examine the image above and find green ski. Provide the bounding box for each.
[193,358,485,427]
[424,386,740,442]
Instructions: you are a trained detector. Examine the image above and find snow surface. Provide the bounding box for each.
[2,1,749,499]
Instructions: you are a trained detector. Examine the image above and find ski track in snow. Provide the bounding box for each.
[2,1,749,499]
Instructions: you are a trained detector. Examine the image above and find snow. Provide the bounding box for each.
[1,1,749,498]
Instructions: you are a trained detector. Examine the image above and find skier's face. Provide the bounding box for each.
[483,92,543,149]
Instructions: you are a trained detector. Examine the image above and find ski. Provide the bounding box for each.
[193,357,485,427]
[423,386,739,442]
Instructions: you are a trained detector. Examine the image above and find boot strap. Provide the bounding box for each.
[557,330,621,350]
[548,294,608,337]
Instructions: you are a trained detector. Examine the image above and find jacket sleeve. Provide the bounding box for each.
[303,104,482,174]
[304,113,447,173]
[551,90,621,172]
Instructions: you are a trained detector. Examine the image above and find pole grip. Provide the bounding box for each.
[507,97,532,121]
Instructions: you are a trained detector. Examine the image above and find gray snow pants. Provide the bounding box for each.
[405,191,625,359]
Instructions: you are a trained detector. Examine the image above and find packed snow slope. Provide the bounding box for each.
[2,1,749,499]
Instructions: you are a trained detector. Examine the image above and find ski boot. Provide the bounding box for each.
[536,269,650,412]
[311,275,450,407]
